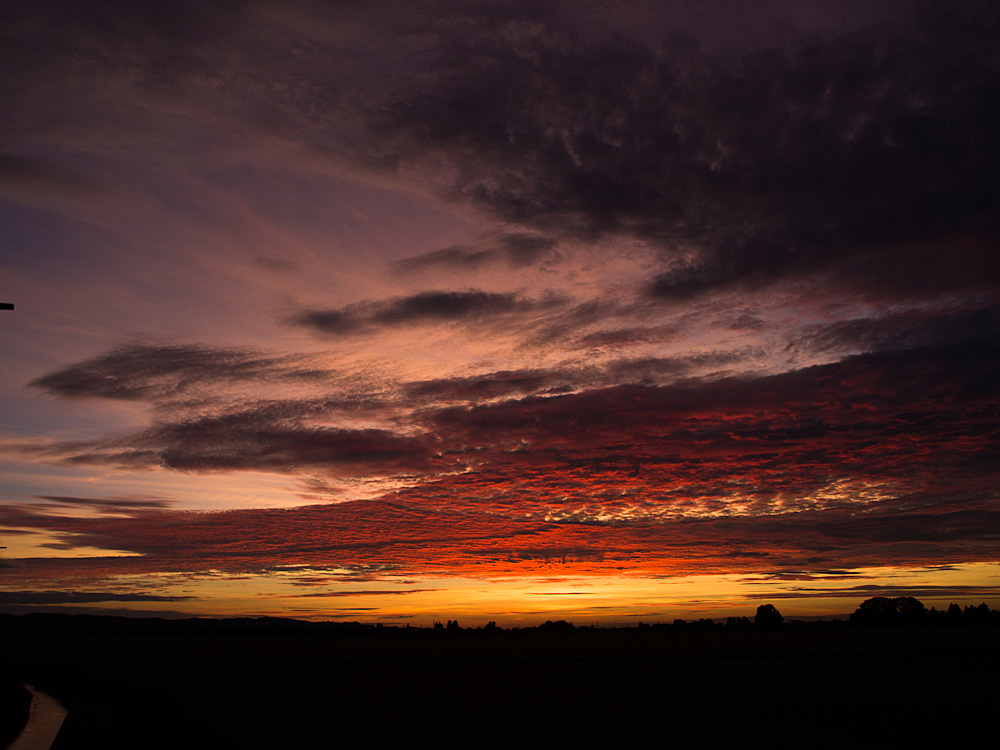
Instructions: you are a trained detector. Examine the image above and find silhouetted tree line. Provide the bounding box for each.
[2,598,997,638]
[849,597,999,629]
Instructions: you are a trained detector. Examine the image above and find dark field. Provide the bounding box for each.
[4,629,996,748]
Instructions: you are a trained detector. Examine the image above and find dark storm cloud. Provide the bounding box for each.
[392,233,559,274]
[288,290,562,336]
[29,344,317,400]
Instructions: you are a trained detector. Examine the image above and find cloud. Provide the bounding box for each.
[602,350,762,382]
[289,589,439,598]
[793,302,1000,356]
[16,330,999,511]
[29,344,317,401]
[403,368,575,403]
[359,2,999,301]
[10,1,997,307]
[572,327,683,350]
[4,1,998,597]
[46,416,436,475]
[0,591,192,604]
[9,335,993,582]
[0,152,98,195]
[392,233,559,273]
[6,494,998,585]
[400,350,762,407]
[35,495,174,511]
[288,290,562,336]
[741,583,1000,600]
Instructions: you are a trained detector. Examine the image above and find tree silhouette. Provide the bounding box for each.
[964,603,990,626]
[850,597,926,628]
[538,620,575,634]
[754,604,783,630]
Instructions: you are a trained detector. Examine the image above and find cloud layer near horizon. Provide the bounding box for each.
[8,329,998,583]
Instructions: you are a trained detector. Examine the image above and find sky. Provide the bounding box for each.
[1,0,998,625]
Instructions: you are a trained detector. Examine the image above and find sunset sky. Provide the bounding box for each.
[1,0,998,625]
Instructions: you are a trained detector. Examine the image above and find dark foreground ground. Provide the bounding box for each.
[3,629,996,748]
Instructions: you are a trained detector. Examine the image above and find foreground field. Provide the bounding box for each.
[4,629,996,748]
